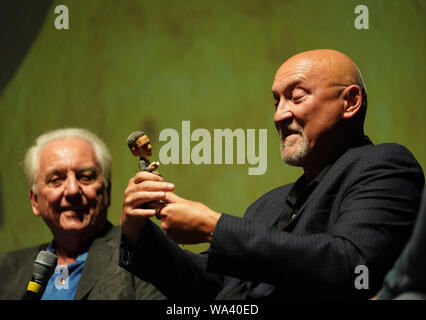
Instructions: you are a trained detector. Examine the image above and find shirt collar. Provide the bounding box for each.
[46,241,88,263]
[287,164,332,209]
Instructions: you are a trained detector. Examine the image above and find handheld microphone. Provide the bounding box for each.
[22,250,58,300]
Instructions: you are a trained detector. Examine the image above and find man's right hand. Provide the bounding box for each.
[120,171,175,247]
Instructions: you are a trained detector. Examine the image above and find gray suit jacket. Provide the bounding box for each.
[0,221,165,300]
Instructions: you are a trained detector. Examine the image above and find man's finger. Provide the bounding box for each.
[154,203,168,219]
[125,181,174,196]
[124,191,167,208]
[126,208,157,218]
[133,171,164,184]
[164,192,186,203]
[137,180,174,191]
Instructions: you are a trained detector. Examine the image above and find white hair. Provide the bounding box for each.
[24,128,111,193]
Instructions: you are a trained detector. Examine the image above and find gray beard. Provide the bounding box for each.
[279,130,309,167]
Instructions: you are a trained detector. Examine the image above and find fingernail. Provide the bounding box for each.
[167,183,175,189]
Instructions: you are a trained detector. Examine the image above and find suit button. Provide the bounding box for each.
[291,213,297,219]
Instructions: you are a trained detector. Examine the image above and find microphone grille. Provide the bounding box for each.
[32,250,58,283]
[127,131,146,148]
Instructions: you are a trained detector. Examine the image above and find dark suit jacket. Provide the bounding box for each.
[120,137,424,300]
[376,186,426,299]
[0,221,165,300]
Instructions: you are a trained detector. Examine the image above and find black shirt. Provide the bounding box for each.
[275,165,331,231]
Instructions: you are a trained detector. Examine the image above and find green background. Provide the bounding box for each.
[0,0,425,254]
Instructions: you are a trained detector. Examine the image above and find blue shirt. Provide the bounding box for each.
[41,243,88,300]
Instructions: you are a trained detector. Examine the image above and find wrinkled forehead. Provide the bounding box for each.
[274,50,363,88]
[272,54,354,94]
[39,138,99,170]
[272,58,323,91]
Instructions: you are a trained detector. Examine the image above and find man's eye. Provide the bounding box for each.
[47,177,64,187]
[77,172,97,184]
[290,87,307,102]
[80,176,92,181]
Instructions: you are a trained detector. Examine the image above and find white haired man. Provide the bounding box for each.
[0,128,164,300]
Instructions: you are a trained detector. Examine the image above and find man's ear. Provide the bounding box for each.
[342,85,363,119]
[30,189,41,217]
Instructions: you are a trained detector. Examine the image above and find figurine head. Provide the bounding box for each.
[127,131,152,158]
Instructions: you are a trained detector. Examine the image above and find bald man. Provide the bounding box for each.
[119,50,424,300]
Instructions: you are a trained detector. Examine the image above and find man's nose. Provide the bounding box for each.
[274,100,293,125]
[63,174,81,198]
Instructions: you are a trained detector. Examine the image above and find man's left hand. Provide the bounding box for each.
[157,193,221,244]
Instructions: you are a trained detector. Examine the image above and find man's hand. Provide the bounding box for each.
[121,171,175,247]
[121,171,221,245]
[157,193,221,244]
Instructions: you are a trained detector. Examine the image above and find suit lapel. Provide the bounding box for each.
[266,198,286,228]
[282,193,309,231]
[74,225,114,300]
[279,138,372,231]
[263,185,291,229]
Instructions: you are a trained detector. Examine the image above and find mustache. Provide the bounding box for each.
[278,123,304,139]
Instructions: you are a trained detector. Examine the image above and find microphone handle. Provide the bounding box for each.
[22,279,45,300]
[22,290,42,300]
